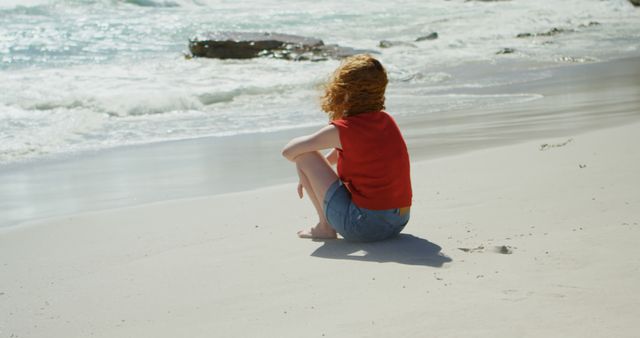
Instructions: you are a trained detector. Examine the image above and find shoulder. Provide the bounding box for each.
[314,124,339,137]
[330,118,348,128]
[379,110,394,121]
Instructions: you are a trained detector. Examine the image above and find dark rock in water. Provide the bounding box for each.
[189,31,375,61]
[630,0,639,6]
[556,56,597,63]
[520,22,599,38]
[379,40,417,48]
[415,32,438,42]
[496,48,515,55]
[579,21,601,28]
[189,32,320,59]
[539,27,574,36]
[517,27,573,38]
[379,40,394,48]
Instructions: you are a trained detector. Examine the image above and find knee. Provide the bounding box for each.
[294,151,323,164]
[294,151,328,172]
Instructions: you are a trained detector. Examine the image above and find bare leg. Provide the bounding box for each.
[298,167,329,225]
[294,151,339,239]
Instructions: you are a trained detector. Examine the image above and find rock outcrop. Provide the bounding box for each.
[378,33,437,49]
[518,22,600,39]
[579,21,601,28]
[496,48,515,55]
[415,32,439,41]
[188,32,375,61]
[517,27,574,38]
[379,40,417,48]
[630,0,639,6]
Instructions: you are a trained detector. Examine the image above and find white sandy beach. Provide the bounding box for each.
[2,1,640,336]
[1,120,639,337]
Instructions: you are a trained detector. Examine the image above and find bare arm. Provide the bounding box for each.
[325,148,338,166]
[282,125,341,162]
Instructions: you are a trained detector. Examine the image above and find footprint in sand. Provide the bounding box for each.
[458,245,484,253]
[458,245,515,254]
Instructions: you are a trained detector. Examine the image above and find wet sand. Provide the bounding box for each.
[1,57,639,228]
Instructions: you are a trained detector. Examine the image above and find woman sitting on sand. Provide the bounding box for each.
[282,54,412,242]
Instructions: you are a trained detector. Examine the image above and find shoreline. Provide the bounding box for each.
[1,56,640,228]
[1,120,639,337]
[2,118,636,232]
[5,117,638,232]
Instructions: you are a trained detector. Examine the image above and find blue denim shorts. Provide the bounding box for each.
[323,180,410,242]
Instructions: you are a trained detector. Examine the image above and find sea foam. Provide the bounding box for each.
[1,0,639,163]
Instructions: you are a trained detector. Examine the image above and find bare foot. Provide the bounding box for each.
[297,223,337,239]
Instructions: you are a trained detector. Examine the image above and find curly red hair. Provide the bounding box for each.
[321,54,388,121]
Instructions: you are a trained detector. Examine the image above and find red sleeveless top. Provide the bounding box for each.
[331,111,412,210]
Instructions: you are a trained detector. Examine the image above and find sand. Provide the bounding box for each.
[1,119,639,337]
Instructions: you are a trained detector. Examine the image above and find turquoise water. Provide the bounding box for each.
[1,0,639,164]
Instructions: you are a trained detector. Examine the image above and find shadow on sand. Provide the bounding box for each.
[311,234,452,267]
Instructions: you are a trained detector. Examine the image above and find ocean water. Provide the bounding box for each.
[1,0,640,164]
